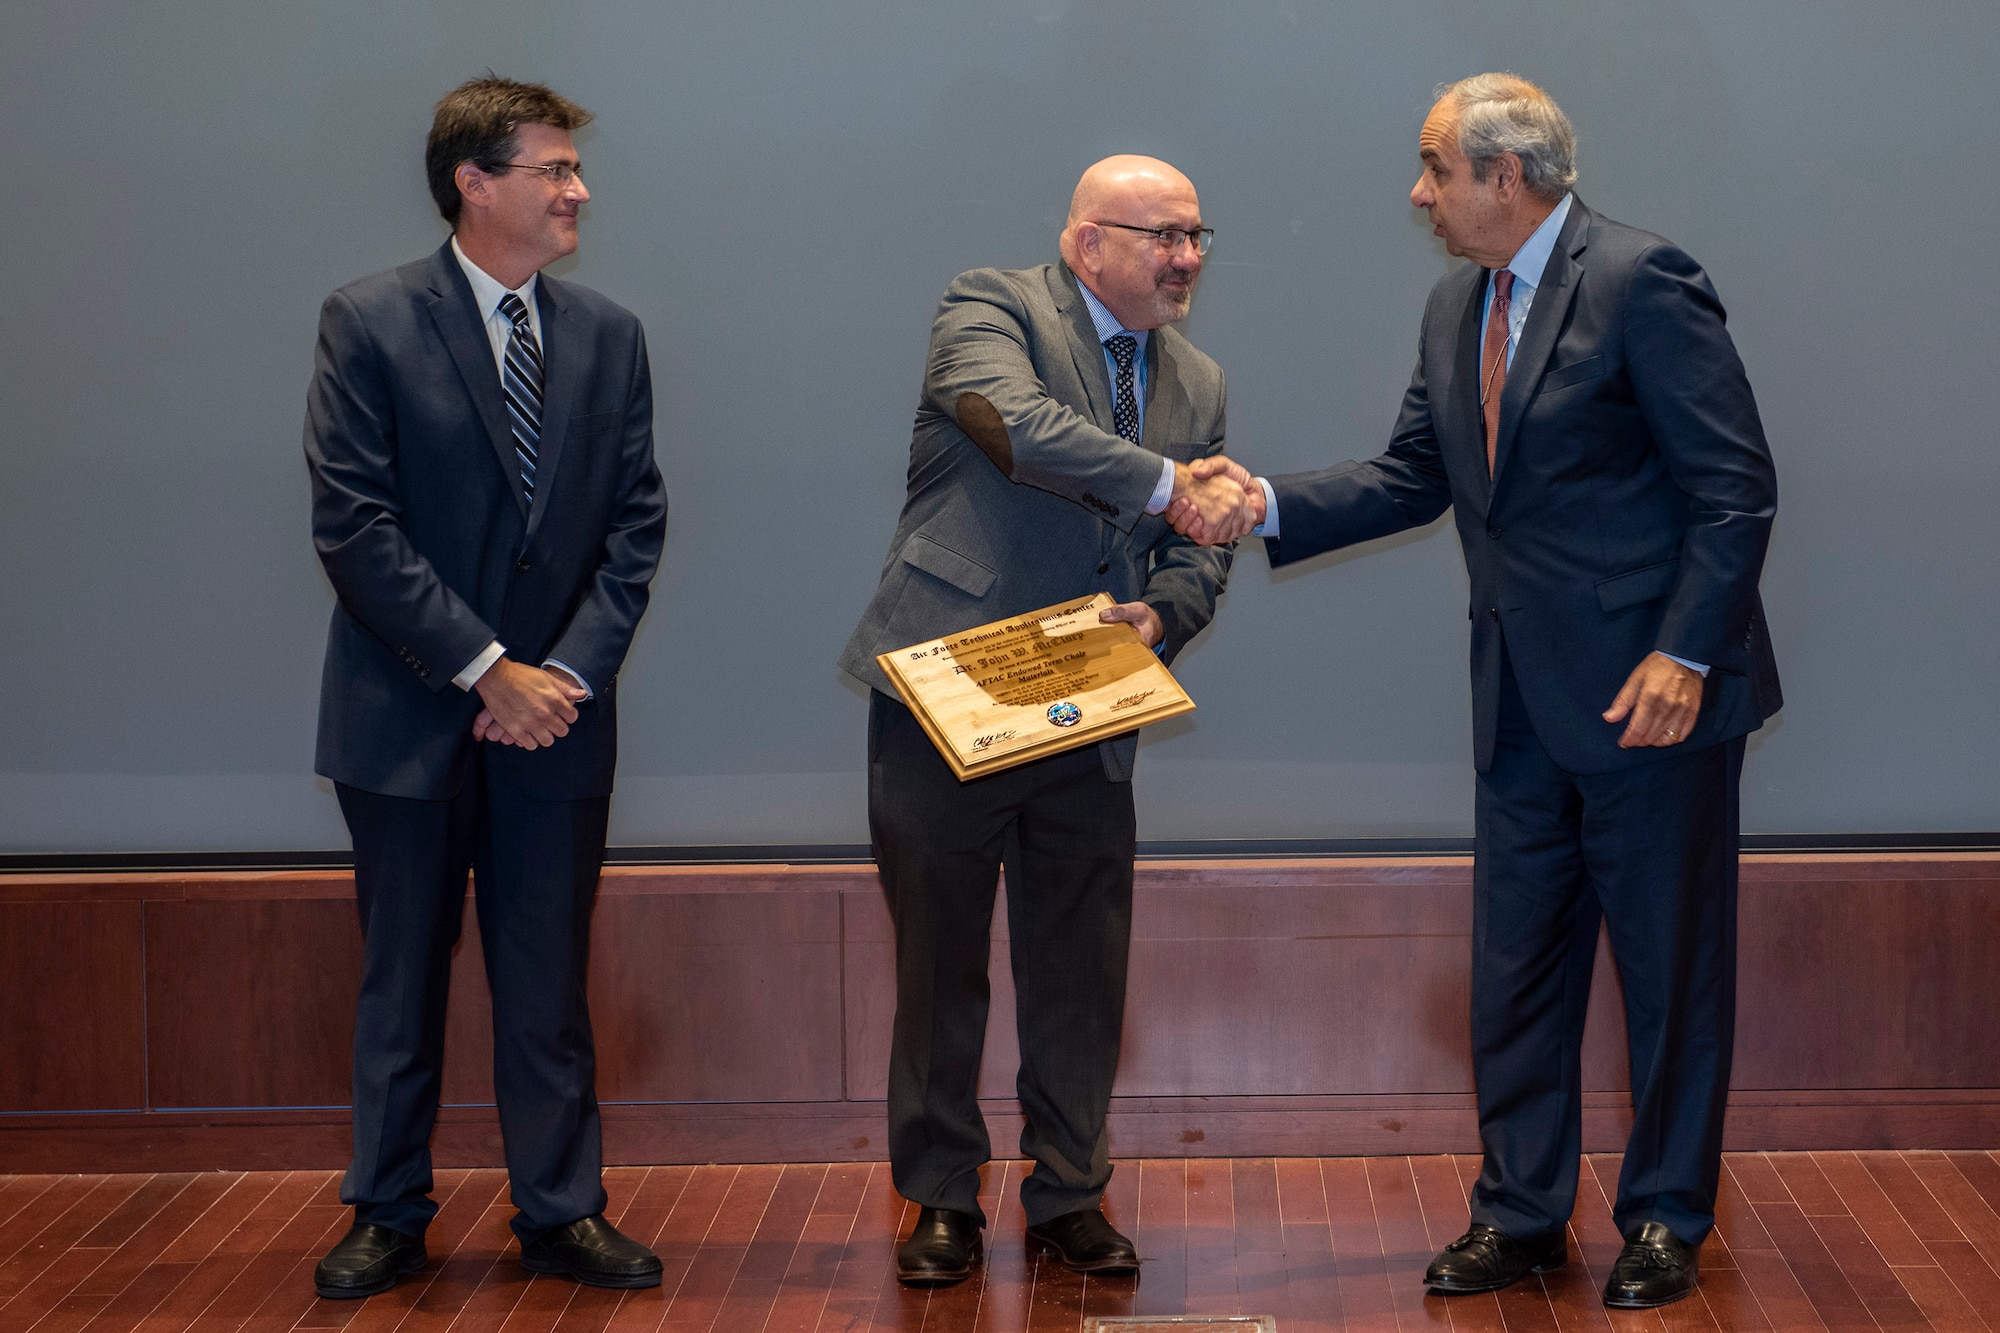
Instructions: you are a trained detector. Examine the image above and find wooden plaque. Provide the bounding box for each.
[876,592,1195,781]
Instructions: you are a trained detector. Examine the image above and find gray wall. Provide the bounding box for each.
[2,0,1994,852]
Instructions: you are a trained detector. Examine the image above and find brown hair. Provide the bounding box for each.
[424,75,593,226]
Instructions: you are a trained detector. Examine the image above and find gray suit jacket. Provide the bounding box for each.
[839,262,1232,781]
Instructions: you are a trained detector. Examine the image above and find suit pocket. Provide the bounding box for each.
[901,532,997,597]
[1539,354,1604,393]
[1595,557,1680,612]
[569,409,622,436]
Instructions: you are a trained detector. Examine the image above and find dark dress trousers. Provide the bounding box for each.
[305,242,666,1241]
[840,263,1231,1226]
[1264,200,1779,1244]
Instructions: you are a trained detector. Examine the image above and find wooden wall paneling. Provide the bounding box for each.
[1119,877,1475,1096]
[838,886,894,1103]
[144,893,360,1109]
[1734,875,2000,1090]
[586,885,845,1102]
[10,1088,2000,1173]
[0,899,145,1111]
[1578,925,1633,1093]
[439,898,494,1107]
[6,854,2000,1170]
[445,873,850,1106]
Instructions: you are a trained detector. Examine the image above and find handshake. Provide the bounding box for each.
[1164,455,1265,546]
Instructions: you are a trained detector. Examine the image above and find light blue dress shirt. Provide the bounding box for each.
[1077,282,1180,515]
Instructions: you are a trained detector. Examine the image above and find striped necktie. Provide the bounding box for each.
[498,293,543,506]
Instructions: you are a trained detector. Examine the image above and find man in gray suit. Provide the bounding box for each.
[839,156,1251,1285]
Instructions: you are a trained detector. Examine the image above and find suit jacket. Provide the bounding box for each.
[1266,200,1780,774]
[306,241,668,800]
[839,263,1232,782]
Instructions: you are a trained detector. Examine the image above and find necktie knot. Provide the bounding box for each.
[1492,269,1515,307]
[499,293,532,334]
[1105,333,1138,372]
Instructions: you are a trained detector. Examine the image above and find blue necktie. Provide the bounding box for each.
[498,294,543,506]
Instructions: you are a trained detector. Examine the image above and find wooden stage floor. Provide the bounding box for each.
[2,1151,1997,1332]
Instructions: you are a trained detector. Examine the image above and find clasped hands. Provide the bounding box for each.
[471,658,588,749]
[1164,455,1264,545]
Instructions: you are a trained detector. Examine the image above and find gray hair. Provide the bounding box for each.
[1437,73,1577,200]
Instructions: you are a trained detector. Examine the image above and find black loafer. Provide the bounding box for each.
[314,1222,427,1299]
[520,1214,663,1289]
[1424,1223,1566,1295]
[896,1207,983,1286]
[1025,1207,1140,1275]
[1603,1220,1698,1308]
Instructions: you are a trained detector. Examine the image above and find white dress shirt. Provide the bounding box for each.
[445,239,591,696]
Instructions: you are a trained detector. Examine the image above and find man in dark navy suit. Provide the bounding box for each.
[303,77,667,1299]
[1174,74,1779,1309]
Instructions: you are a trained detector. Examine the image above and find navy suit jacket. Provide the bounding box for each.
[306,242,667,800]
[1267,200,1780,774]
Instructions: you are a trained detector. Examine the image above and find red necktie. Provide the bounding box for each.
[1480,269,1515,475]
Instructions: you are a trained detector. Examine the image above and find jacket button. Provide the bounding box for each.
[1489,608,1499,620]
[1486,525,1503,540]
[1097,563,1109,574]
[516,557,531,572]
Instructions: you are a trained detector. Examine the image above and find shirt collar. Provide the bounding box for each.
[451,235,538,320]
[1076,280,1149,353]
[1500,192,1574,293]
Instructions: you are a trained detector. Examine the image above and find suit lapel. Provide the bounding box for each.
[524,274,579,540]
[1491,201,1590,490]
[1447,271,1491,516]
[1051,265,1115,425]
[1139,330,1186,454]
[424,245,528,517]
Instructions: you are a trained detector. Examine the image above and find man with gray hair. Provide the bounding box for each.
[1171,73,1779,1308]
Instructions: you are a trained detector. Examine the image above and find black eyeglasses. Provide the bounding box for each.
[1090,220,1214,255]
[499,161,583,185]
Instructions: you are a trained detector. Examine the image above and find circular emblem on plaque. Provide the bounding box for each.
[1047,701,1082,728]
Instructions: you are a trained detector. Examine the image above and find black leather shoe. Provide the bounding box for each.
[1026,1208,1140,1275]
[520,1215,663,1289]
[896,1207,983,1286]
[314,1222,427,1299]
[1424,1224,1566,1295]
[1603,1221,1699,1308]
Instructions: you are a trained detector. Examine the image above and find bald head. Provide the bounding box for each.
[1059,155,1205,331]
[1064,155,1195,228]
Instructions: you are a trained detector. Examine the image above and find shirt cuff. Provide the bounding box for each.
[1143,456,1176,515]
[1252,477,1279,538]
[1660,652,1710,678]
[452,640,506,691]
[543,659,594,699]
